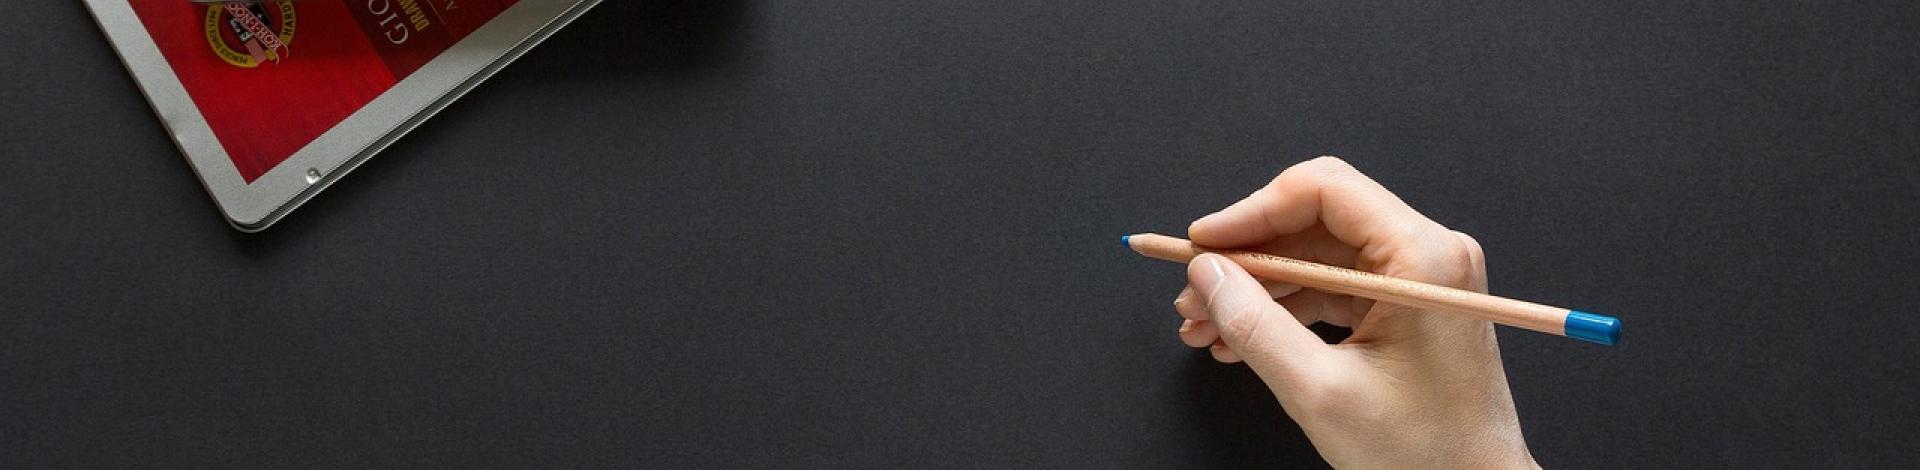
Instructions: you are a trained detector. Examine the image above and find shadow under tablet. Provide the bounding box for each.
[534,0,752,79]
[222,0,753,253]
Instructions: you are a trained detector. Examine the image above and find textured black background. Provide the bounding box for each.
[5,1,1918,467]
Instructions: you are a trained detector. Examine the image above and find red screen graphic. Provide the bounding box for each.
[129,0,520,182]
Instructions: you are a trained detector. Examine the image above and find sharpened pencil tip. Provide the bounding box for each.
[1121,235,1132,249]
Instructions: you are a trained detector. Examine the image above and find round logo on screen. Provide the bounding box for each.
[204,1,297,68]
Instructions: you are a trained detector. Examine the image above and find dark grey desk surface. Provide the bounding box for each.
[5,1,1918,467]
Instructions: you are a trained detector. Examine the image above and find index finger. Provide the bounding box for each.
[1188,156,1434,252]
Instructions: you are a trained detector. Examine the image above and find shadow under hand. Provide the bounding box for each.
[1179,323,1351,469]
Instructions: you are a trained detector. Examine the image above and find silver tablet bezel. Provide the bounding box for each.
[82,0,602,231]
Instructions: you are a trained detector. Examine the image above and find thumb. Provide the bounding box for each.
[1188,253,1331,384]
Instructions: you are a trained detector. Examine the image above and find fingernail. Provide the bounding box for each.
[1174,288,1192,306]
[1178,320,1194,333]
[1188,255,1227,299]
[1210,342,1240,363]
[1200,256,1229,293]
[1189,255,1238,322]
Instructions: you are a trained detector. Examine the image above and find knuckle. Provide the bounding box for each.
[1212,298,1270,346]
[1442,234,1477,269]
[1455,231,1490,291]
[1452,230,1485,260]
[1418,228,1485,289]
[1306,156,1359,180]
[1309,155,1354,172]
[1277,155,1357,185]
[1391,226,1484,288]
[1294,375,1360,418]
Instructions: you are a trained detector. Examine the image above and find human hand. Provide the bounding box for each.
[1173,157,1537,469]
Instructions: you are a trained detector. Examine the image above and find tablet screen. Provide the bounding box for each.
[127,0,521,181]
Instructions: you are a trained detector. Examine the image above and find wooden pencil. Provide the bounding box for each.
[1123,233,1620,345]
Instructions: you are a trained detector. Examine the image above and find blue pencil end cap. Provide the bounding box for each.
[1564,310,1621,346]
[1121,235,1131,248]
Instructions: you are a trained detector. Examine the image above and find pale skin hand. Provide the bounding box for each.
[1173,157,1539,469]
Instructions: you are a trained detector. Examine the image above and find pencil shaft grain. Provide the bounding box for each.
[1126,233,1567,336]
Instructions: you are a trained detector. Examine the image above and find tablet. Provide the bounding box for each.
[83,0,602,231]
